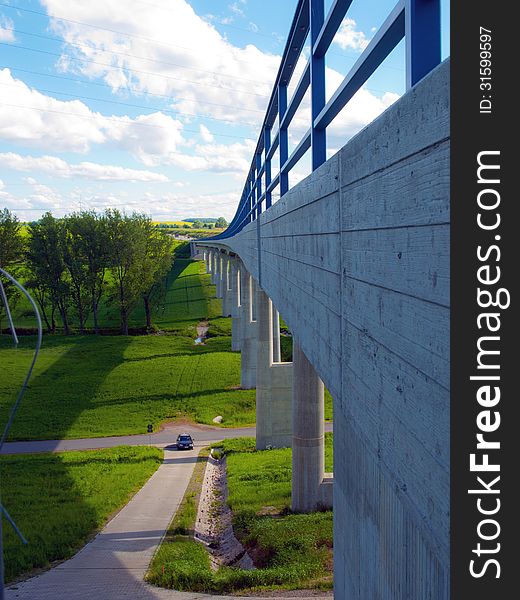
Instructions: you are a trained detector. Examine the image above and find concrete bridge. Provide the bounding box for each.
[193,57,449,599]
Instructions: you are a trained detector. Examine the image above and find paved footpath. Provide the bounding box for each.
[3,427,333,599]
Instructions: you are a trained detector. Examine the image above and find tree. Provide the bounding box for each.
[65,212,109,334]
[0,208,25,330]
[105,210,150,335]
[63,216,90,334]
[192,220,203,229]
[27,213,71,334]
[215,216,228,228]
[139,227,173,330]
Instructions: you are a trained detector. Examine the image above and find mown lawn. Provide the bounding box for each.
[147,435,333,594]
[0,334,255,440]
[1,446,162,582]
[0,257,253,440]
[1,256,331,439]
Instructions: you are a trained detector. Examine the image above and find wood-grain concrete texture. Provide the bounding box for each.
[197,59,450,599]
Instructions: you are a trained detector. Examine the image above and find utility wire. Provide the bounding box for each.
[0,42,272,99]
[0,79,260,127]
[0,65,266,114]
[128,0,283,42]
[0,100,257,140]
[0,2,272,68]
[0,25,268,86]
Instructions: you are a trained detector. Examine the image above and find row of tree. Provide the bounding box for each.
[0,208,174,335]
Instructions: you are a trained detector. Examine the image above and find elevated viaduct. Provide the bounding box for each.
[193,1,449,597]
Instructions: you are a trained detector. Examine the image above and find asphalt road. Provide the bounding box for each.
[1,423,333,455]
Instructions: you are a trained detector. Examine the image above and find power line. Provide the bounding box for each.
[130,0,283,42]
[0,65,397,123]
[0,1,405,85]
[0,65,266,114]
[0,42,272,100]
[0,79,259,127]
[0,25,269,86]
[0,100,256,140]
[0,2,272,69]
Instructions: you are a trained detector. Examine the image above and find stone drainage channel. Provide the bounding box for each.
[194,452,254,570]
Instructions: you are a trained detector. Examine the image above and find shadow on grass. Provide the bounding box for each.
[1,448,172,598]
[1,335,132,443]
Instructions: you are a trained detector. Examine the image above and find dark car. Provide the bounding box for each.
[176,433,194,450]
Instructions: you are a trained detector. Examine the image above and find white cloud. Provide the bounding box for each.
[152,189,240,220]
[228,2,245,18]
[286,67,400,156]
[0,68,186,156]
[0,15,15,42]
[41,0,278,126]
[333,18,370,52]
[0,152,169,182]
[199,124,214,143]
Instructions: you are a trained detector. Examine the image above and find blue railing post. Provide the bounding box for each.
[278,84,289,197]
[209,0,444,242]
[310,0,326,170]
[248,173,253,223]
[256,153,263,217]
[405,0,441,88]
[264,127,272,209]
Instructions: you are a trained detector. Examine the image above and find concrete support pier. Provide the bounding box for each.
[215,253,223,299]
[255,288,292,449]
[230,258,241,351]
[221,254,231,317]
[210,250,216,284]
[205,251,211,276]
[238,263,256,389]
[292,341,332,511]
[272,305,281,363]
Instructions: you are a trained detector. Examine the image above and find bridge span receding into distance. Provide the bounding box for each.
[192,1,449,598]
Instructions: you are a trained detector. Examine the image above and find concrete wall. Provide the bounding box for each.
[197,59,450,598]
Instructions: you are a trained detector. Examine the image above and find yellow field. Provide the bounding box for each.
[153,220,191,227]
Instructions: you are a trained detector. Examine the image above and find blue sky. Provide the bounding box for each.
[0,0,450,222]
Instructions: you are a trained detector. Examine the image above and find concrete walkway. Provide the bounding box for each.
[5,443,332,600]
[6,445,202,599]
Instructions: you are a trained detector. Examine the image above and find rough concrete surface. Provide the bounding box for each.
[196,60,450,599]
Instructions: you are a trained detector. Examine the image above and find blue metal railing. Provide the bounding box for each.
[211,0,441,240]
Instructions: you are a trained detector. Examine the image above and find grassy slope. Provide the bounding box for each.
[148,436,333,593]
[1,446,162,582]
[0,260,254,440]
[1,258,332,439]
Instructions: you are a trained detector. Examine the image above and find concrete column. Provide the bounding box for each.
[230,258,241,351]
[215,253,223,299]
[210,251,217,284]
[292,340,330,512]
[238,263,256,389]
[205,251,210,274]
[221,255,231,317]
[272,305,281,363]
[256,287,273,449]
[255,288,292,449]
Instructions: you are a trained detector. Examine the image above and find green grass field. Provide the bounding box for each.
[1,446,162,582]
[0,259,255,440]
[0,333,255,440]
[1,257,332,439]
[147,436,333,593]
